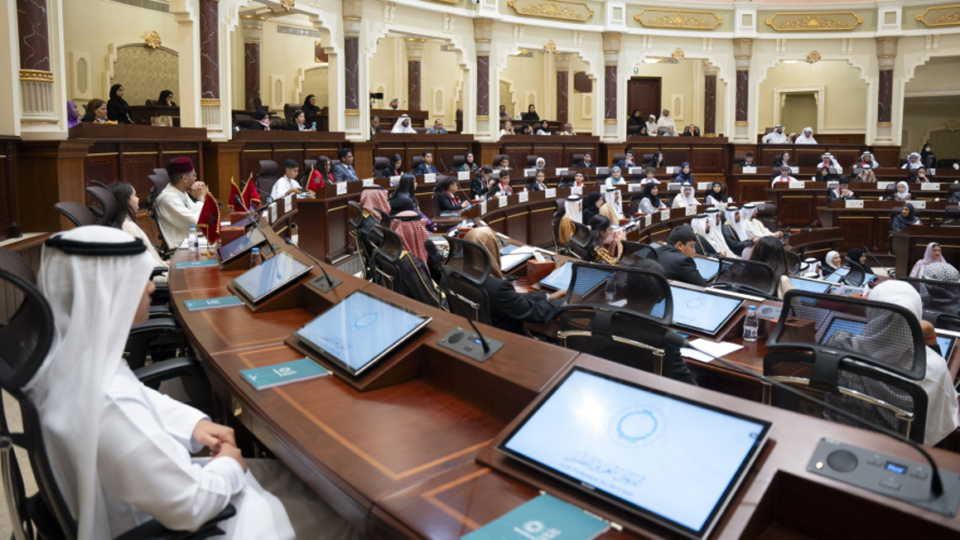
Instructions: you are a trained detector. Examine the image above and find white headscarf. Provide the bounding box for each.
[895,181,910,201]
[724,206,748,240]
[391,114,417,134]
[690,214,710,239]
[604,188,623,220]
[903,152,923,169]
[860,152,880,169]
[26,226,155,540]
[824,250,841,271]
[795,127,817,144]
[536,157,546,169]
[565,195,582,223]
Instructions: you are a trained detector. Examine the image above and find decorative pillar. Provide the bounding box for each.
[555,53,570,124]
[16,0,57,126]
[405,38,425,112]
[602,33,621,140]
[733,39,752,142]
[474,19,493,138]
[199,0,222,132]
[241,15,264,111]
[704,65,718,137]
[342,0,363,136]
[875,37,898,144]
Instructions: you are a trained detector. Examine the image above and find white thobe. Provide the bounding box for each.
[762,131,789,144]
[271,177,302,201]
[99,367,358,540]
[795,134,818,144]
[656,116,676,133]
[154,184,203,249]
[902,161,924,169]
[646,121,658,136]
[771,176,796,186]
[743,218,775,239]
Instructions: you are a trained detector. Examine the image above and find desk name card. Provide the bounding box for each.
[789,181,805,189]
[184,295,243,312]
[571,186,583,195]
[336,182,347,195]
[389,175,401,186]
[545,188,556,198]
[270,203,278,223]
[911,200,927,209]
[284,195,292,214]
[877,181,893,190]
[174,260,218,269]
[362,178,374,187]
[845,199,864,209]
[628,167,644,175]
[698,182,712,191]
[667,182,681,191]
[685,205,698,216]
[480,201,487,214]
[742,166,757,174]
[519,191,529,203]
[921,183,941,191]
[524,168,536,177]
[628,183,642,192]
[791,167,800,174]
[555,167,568,175]
[595,167,609,176]
[423,173,436,184]
[645,214,653,227]
[499,196,508,208]
[458,171,470,181]
[661,209,671,221]
[665,166,676,175]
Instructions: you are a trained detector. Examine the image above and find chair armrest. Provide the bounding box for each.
[130,317,180,336]
[151,267,168,279]
[134,357,199,386]
[114,504,236,540]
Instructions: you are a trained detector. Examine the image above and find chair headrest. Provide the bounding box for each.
[374,156,390,169]
[257,160,279,178]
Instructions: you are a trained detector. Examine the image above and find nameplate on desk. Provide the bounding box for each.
[911,200,927,209]
[362,178,374,187]
[661,209,671,221]
[423,173,436,184]
[685,205,698,216]
[877,181,893,190]
[184,296,243,312]
[628,183,642,192]
[628,167,644,175]
[665,166,676,174]
[389,175,401,186]
[645,214,653,227]
[742,166,757,174]
[667,182,681,191]
[827,181,839,189]
[595,167,609,176]
[462,494,609,540]
[545,188,556,198]
[519,192,529,203]
[845,200,865,209]
[524,168,536,178]
[555,167,568,175]
[789,181,805,189]
[571,186,583,195]
[715,202,728,212]
[498,196,508,208]
[698,182,712,191]
[921,183,940,191]
[458,171,470,181]
[240,358,330,391]
[284,195,292,214]
[480,201,487,214]
[336,182,347,195]
[790,167,800,174]
[270,203,278,224]
[175,260,218,269]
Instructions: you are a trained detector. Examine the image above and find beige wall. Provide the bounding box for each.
[500,52,547,121]
[905,56,960,94]
[758,61,868,134]
[630,60,699,132]
[570,56,594,134]
[902,97,960,159]
[260,22,319,112]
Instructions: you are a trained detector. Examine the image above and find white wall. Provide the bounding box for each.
[758,60,868,134]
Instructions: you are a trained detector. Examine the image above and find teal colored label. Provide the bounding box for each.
[462,494,609,540]
[184,296,243,312]
[240,358,331,390]
[175,260,218,269]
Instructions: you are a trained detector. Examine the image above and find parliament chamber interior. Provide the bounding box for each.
[4,0,960,538]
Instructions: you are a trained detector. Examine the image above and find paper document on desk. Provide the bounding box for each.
[681,339,743,363]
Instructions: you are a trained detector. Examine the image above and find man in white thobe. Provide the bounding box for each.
[153,157,205,249]
[795,127,818,144]
[656,109,676,135]
[762,125,789,144]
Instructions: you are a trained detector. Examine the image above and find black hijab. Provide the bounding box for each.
[582,192,603,223]
[709,181,727,202]
[845,248,873,273]
[302,94,321,115]
[891,203,920,232]
[627,109,644,127]
[158,90,176,107]
[641,183,661,209]
[920,144,933,167]
[108,84,130,123]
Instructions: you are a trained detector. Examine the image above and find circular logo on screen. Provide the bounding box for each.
[685,298,703,309]
[608,405,665,449]
[522,521,545,534]
[354,313,379,329]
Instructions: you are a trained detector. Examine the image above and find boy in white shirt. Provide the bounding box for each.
[271,159,304,200]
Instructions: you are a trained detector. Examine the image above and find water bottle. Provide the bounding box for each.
[743,306,759,342]
[604,276,617,304]
[250,247,262,268]
[188,225,198,252]
[266,197,273,206]
[290,223,299,246]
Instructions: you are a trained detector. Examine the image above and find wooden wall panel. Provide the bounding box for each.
[0,138,20,241]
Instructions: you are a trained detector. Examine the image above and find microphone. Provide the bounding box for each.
[235,194,257,221]
[283,239,342,292]
[663,331,945,497]
[863,246,888,278]
[466,317,491,354]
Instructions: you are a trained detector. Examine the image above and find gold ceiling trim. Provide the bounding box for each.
[144,31,162,49]
[19,69,53,83]
[507,0,595,23]
[916,5,960,27]
[635,9,722,30]
[765,12,863,32]
[806,50,821,64]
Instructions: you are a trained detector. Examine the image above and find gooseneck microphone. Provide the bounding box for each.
[862,245,890,279]
[664,331,945,497]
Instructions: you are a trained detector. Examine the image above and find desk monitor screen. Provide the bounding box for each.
[669,286,743,335]
[538,264,612,298]
[789,277,832,295]
[936,334,956,361]
[499,368,771,540]
[694,257,719,282]
[232,252,313,303]
[217,225,266,264]
[501,252,533,273]
[821,318,866,345]
[232,215,253,229]
[294,290,432,376]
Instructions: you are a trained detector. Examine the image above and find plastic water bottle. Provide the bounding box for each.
[188,225,198,252]
[290,223,299,246]
[250,248,262,268]
[743,306,759,342]
[604,276,617,304]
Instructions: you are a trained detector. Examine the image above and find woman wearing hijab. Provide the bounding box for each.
[749,236,795,299]
[390,211,446,308]
[892,203,922,235]
[158,90,177,107]
[585,215,622,265]
[910,242,946,278]
[638,182,666,215]
[920,144,936,169]
[903,152,924,169]
[29,226,360,540]
[823,250,842,277]
[391,115,417,134]
[558,195,582,247]
[582,192,603,224]
[636,125,649,137]
[107,84,132,124]
[705,181,728,206]
[605,166,625,185]
[459,152,480,174]
[722,207,756,257]
[302,94,322,116]
[825,281,959,446]
[534,157,547,170]
[690,214,718,257]
[921,263,960,316]
[645,114,658,137]
[671,183,699,208]
[627,109,645,136]
[889,181,912,202]
[67,100,80,129]
[460,227,565,333]
[845,248,872,274]
[536,120,552,135]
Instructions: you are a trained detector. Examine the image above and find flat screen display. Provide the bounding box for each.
[539,264,612,298]
[232,215,253,228]
[232,252,313,303]
[694,258,719,282]
[499,368,771,540]
[937,334,956,360]
[217,225,265,263]
[294,290,432,375]
[669,286,743,335]
[789,277,832,295]
[821,318,866,345]
[823,267,875,285]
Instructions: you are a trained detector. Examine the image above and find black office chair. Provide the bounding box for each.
[373,156,391,178]
[565,222,593,261]
[784,249,802,275]
[843,259,869,287]
[256,160,279,198]
[54,202,97,228]
[411,156,424,172]
[152,168,170,183]
[763,290,929,443]
[0,251,233,540]
[884,184,896,200]
[491,154,509,168]
[145,176,177,259]
[347,201,374,280]
[943,205,960,227]
[373,227,446,310]
[85,186,117,226]
[897,277,960,318]
[88,179,111,189]
[372,227,403,292]
[619,241,659,266]
[440,237,493,324]
[711,257,779,298]
[452,155,465,171]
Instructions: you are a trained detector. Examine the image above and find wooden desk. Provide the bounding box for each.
[818,200,953,252]
[891,227,960,278]
[734,143,900,170]
[620,138,730,173]
[784,227,844,260]
[497,135,600,171]
[128,105,180,127]
[372,134,477,175]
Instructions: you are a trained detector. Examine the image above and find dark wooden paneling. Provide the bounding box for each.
[837,215,875,251]
[778,194,817,227]
[0,137,21,241]
[505,209,529,244]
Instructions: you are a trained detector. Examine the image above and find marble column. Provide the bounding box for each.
[875,37,898,143]
[602,33,621,140]
[405,39,424,112]
[17,0,57,125]
[241,15,264,111]
[555,53,570,124]
[342,0,363,136]
[474,19,493,137]
[704,65,718,137]
[733,39,752,142]
[199,0,221,130]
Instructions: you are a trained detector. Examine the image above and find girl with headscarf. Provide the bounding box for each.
[705,181,727,206]
[705,208,736,258]
[585,215,622,265]
[722,207,753,257]
[29,226,360,540]
[892,203,921,234]
[740,203,779,239]
[889,181,912,202]
[390,211,446,307]
[535,157,547,170]
[690,214,718,257]
[903,152,924,169]
[845,248,872,273]
[459,152,480,175]
[158,90,177,107]
[460,227,564,334]
[582,192,603,224]
[637,125,648,136]
[391,114,417,134]
[359,185,390,230]
[672,183,699,208]
[558,195,582,247]
[910,242,945,278]
[638,182,666,215]
[107,84,131,124]
[302,94,321,116]
[795,127,817,144]
[673,162,694,184]
[920,144,935,169]
[823,250,842,277]
[605,166,625,185]
[536,120,552,135]
[627,109,645,136]
[67,100,80,129]
[645,115,658,137]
